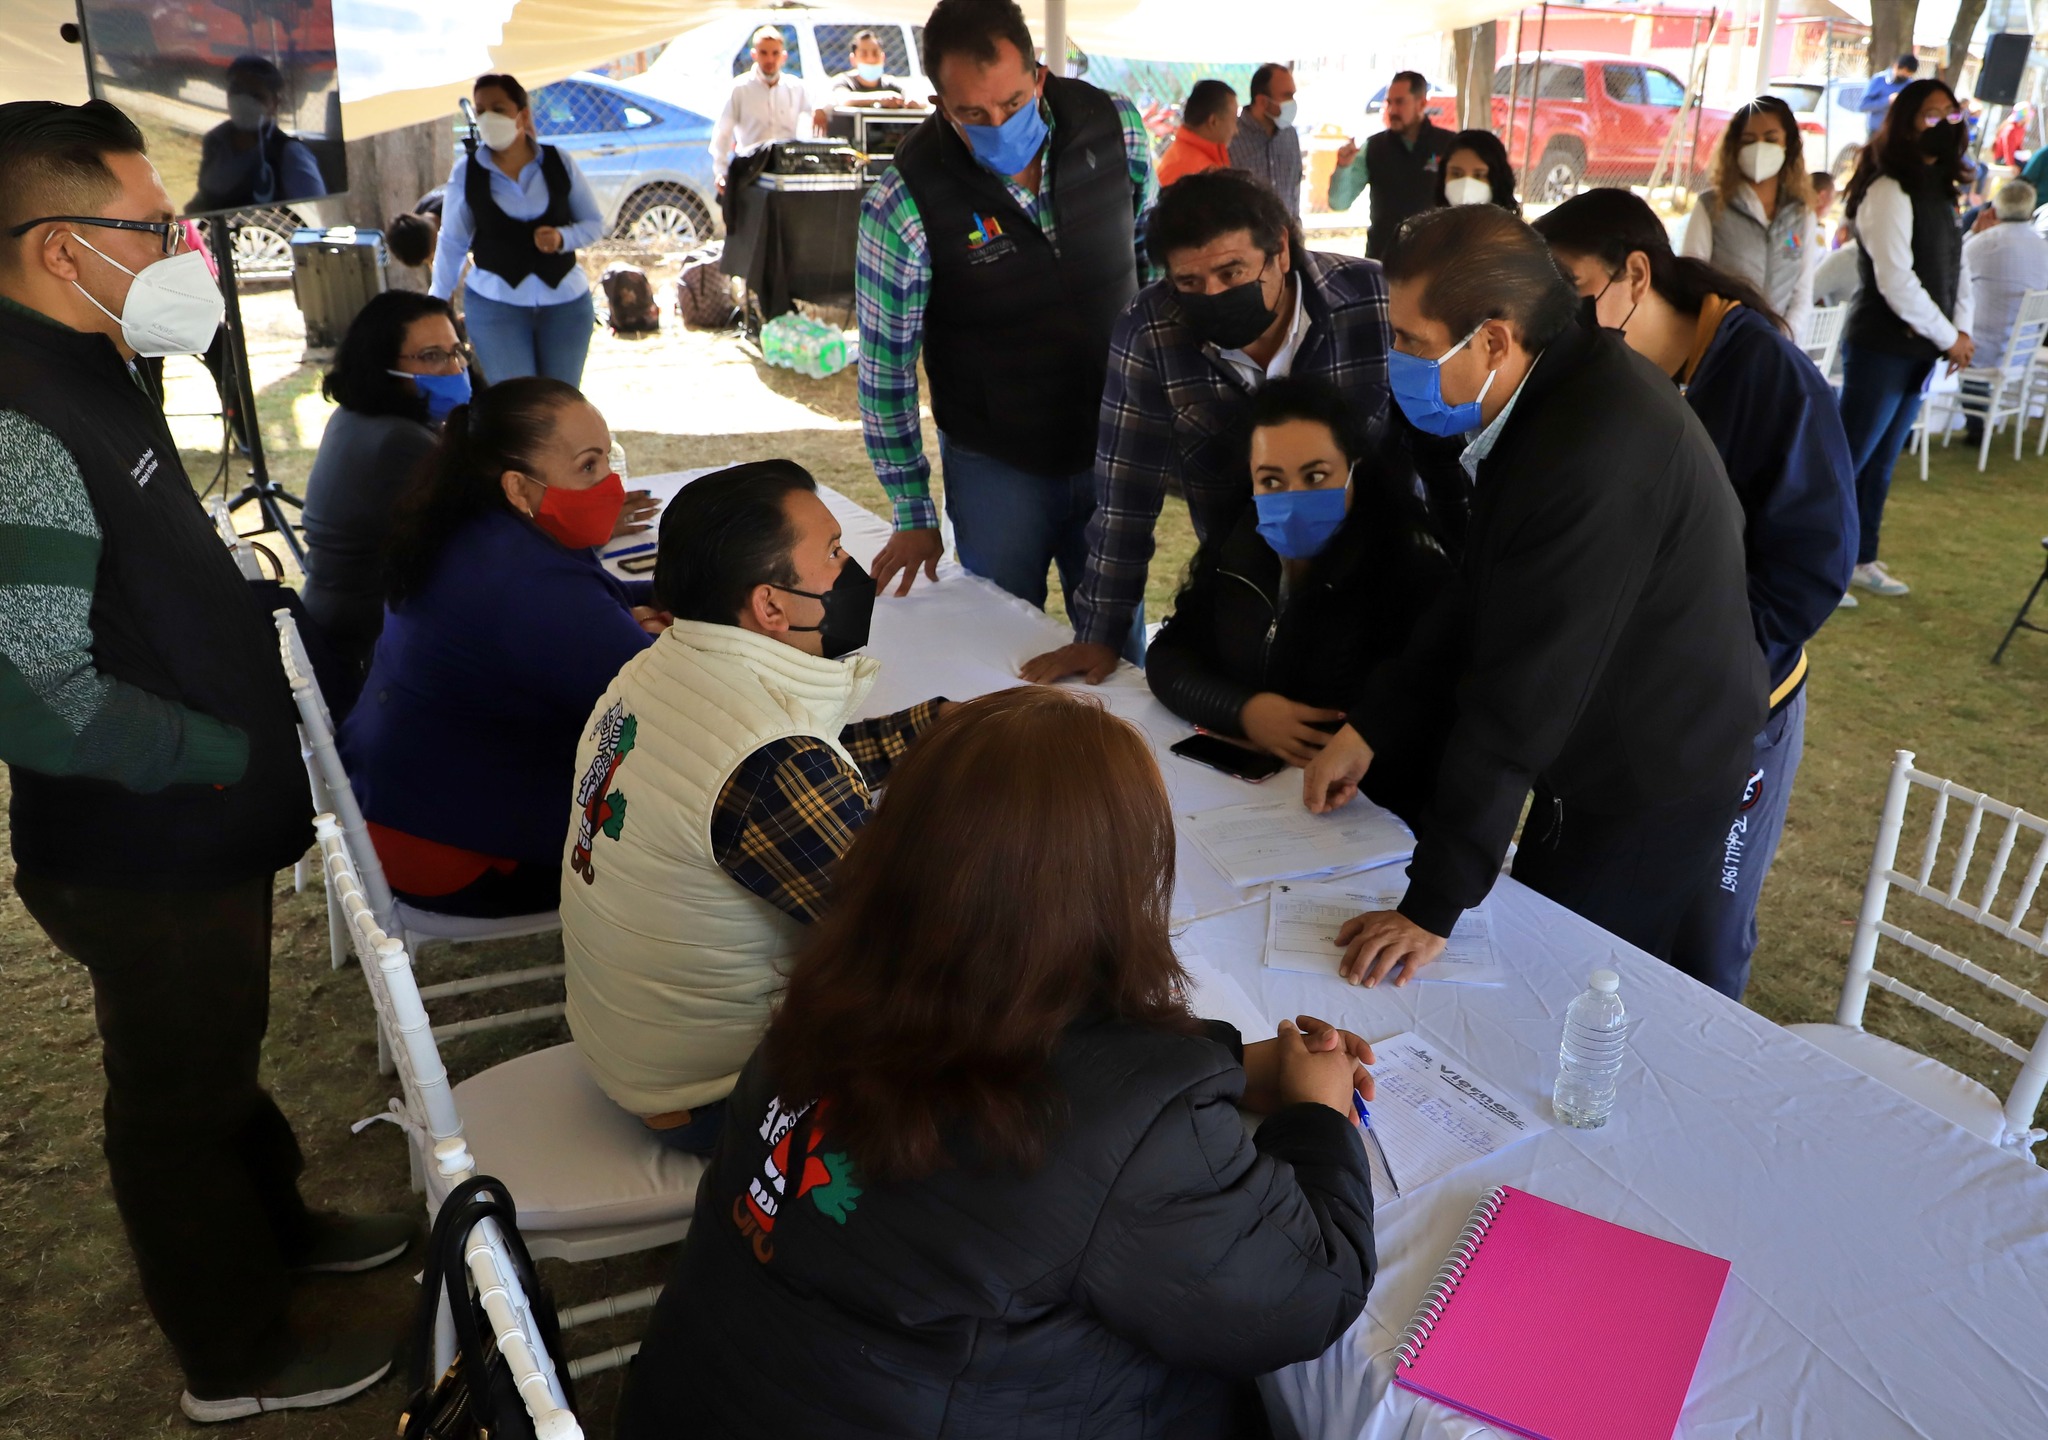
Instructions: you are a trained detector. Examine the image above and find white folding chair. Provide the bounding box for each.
[1795,304,1847,381]
[318,816,697,1383]
[1789,749,2048,1157]
[275,610,566,1065]
[1925,289,2048,472]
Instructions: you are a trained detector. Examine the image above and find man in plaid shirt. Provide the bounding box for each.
[856,0,1153,640]
[1022,170,1393,684]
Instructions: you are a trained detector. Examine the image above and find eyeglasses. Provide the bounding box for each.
[395,346,469,369]
[4,215,186,255]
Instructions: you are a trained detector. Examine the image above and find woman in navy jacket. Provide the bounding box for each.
[618,688,1377,1440]
[1535,188,1856,1001]
[341,376,660,917]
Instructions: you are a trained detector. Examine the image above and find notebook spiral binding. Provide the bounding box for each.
[1393,1186,1510,1369]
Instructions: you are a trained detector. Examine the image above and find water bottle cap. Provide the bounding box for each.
[1589,969,1620,993]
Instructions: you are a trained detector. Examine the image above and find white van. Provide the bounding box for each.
[635,9,934,126]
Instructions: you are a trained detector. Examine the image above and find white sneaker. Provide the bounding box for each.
[1850,561,1910,597]
[1837,590,1859,608]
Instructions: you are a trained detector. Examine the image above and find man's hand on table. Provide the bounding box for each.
[1242,693,1346,767]
[1020,641,1119,685]
[873,525,943,596]
[1336,910,1446,988]
[612,490,658,539]
[1301,723,1373,813]
[1240,1015,1376,1116]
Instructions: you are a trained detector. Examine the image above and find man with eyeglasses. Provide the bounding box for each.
[0,99,406,1420]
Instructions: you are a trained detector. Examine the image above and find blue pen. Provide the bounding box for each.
[607,540,658,559]
[1353,1091,1401,1198]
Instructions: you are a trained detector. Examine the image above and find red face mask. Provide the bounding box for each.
[532,471,624,550]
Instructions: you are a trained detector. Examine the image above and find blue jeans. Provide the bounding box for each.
[462,287,596,388]
[648,1100,727,1156]
[1837,343,1935,565]
[936,432,1145,663]
[1668,686,1807,1001]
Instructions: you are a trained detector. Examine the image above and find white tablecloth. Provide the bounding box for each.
[624,475,2048,1438]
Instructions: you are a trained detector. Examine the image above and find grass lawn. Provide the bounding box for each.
[2,331,2045,1436]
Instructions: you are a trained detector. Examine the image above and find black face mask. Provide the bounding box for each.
[774,556,876,659]
[1919,119,1966,160]
[1583,274,1638,335]
[1177,258,1280,349]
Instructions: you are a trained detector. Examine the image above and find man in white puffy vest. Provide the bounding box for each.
[561,460,949,1153]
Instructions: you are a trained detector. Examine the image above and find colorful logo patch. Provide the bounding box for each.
[569,702,636,884]
[966,211,1005,249]
[731,1095,864,1264]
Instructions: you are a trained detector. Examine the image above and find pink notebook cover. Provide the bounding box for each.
[1392,1187,1730,1440]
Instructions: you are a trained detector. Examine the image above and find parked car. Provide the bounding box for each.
[1490,51,1735,201]
[1767,75,1869,180]
[440,73,721,250]
[635,8,933,127]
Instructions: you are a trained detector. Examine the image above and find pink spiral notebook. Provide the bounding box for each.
[1391,1186,1730,1440]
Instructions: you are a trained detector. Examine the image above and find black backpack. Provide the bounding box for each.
[399,1176,577,1440]
[601,264,661,335]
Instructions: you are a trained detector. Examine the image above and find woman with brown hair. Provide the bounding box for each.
[617,687,1378,1440]
[1681,96,1818,335]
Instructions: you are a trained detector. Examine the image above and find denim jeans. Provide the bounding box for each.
[936,432,1145,663]
[648,1100,728,1155]
[462,287,596,388]
[1837,342,1936,565]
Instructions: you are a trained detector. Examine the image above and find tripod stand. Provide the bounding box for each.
[210,218,308,568]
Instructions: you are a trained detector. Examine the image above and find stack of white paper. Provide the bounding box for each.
[1358,1032,1549,1205]
[1263,878,1505,986]
[1173,944,1274,1041]
[1177,799,1413,889]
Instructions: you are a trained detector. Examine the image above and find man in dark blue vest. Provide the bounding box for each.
[1329,71,1456,261]
[855,0,1154,649]
[0,99,404,1421]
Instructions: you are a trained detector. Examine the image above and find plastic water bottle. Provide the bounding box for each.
[608,440,629,483]
[1553,969,1627,1128]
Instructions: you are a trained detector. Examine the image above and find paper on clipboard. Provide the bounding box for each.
[1264,878,1505,986]
[1177,798,1413,890]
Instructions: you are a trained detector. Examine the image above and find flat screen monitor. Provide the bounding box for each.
[75,0,343,218]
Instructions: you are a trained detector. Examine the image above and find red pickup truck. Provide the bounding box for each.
[1489,51,1735,201]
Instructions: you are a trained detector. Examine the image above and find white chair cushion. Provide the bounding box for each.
[1788,1022,2006,1143]
[453,1042,706,1231]
[397,901,561,945]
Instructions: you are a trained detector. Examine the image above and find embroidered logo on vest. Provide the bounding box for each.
[569,702,636,884]
[730,1095,864,1263]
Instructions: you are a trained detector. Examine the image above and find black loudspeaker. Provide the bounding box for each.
[1977,32,2032,107]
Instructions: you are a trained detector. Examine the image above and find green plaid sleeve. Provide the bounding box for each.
[839,697,946,788]
[855,169,938,531]
[1112,92,1158,217]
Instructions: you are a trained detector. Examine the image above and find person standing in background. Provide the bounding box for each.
[1158,80,1239,188]
[855,0,1154,636]
[429,73,604,387]
[1328,71,1457,260]
[1837,77,1973,601]
[712,26,817,196]
[1230,63,1302,216]
[1859,54,1919,138]
[1681,97,1818,337]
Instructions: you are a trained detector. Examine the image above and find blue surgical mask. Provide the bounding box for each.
[1254,485,1349,560]
[959,93,1050,177]
[391,366,472,422]
[855,61,886,83]
[1387,324,1497,437]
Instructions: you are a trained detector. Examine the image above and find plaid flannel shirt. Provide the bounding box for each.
[1070,249,1393,648]
[710,699,944,923]
[856,91,1157,531]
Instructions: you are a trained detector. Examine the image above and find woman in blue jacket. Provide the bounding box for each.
[341,376,661,917]
[1535,188,1857,1002]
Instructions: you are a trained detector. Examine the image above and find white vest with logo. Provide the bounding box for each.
[561,620,880,1115]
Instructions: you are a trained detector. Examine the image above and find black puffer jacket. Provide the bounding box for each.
[617,1019,1375,1440]
[1146,457,1456,822]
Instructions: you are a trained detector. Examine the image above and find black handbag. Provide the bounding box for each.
[398,1176,576,1440]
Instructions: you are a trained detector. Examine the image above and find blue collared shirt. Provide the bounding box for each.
[430,146,606,307]
[1459,362,1538,479]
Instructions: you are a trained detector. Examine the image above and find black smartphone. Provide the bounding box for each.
[1170,733,1286,783]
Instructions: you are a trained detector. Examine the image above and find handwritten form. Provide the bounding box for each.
[1264,879,1506,986]
[1360,1033,1549,1206]
[1177,799,1414,890]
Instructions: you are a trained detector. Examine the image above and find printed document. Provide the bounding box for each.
[1361,1032,1549,1205]
[1263,878,1504,986]
[1178,799,1413,889]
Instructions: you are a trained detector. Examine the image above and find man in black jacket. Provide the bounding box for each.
[0,99,404,1420]
[1329,71,1457,260]
[1304,205,1766,982]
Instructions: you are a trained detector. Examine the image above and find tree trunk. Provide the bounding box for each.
[1867,0,1919,82]
[1940,0,1988,85]
[338,120,451,291]
[1453,22,1498,131]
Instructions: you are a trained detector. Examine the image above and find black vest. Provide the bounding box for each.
[0,306,310,886]
[891,77,1138,476]
[1848,172,1961,362]
[465,143,579,288]
[1364,121,1454,260]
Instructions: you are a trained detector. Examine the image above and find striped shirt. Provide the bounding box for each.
[1228,116,1304,217]
[855,92,1157,531]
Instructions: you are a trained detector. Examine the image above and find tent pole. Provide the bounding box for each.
[1753,0,1781,92]
[1044,0,1068,76]
[1520,2,1549,191]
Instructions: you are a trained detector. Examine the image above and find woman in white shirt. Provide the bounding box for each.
[1835,77,1974,599]
[429,73,606,387]
[1681,96,1817,337]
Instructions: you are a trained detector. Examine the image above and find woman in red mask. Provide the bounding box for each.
[340,376,668,918]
